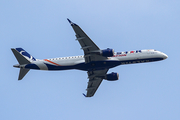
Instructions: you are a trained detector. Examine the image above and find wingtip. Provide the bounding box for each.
[11,48,15,50]
[67,18,71,24]
[67,18,78,26]
[83,93,87,97]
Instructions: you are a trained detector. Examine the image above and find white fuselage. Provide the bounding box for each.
[24,49,167,71]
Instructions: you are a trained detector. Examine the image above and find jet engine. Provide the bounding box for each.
[105,72,119,81]
[101,48,114,57]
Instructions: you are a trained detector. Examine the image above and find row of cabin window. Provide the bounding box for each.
[49,56,84,60]
[117,50,142,55]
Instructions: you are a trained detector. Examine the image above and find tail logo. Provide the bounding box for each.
[16,48,36,61]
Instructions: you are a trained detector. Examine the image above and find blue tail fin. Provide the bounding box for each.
[13,48,36,63]
[11,48,36,80]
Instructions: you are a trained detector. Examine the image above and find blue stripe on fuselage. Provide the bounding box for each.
[25,64,40,70]
[44,61,121,71]
[43,57,163,71]
[119,57,163,65]
[25,58,163,71]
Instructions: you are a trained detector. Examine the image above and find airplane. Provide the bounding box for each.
[11,19,168,97]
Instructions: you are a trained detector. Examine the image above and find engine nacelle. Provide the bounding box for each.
[105,72,119,81]
[101,48,114,57]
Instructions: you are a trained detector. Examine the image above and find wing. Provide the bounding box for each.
[67,19,107,63]
[85,69,109,97]
[68,19,109,97]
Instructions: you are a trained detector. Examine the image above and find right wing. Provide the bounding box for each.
[85,69,109,97]
[67,19,107,63]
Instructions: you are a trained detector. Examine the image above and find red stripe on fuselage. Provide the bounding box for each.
[114,54,127,57]
[44,59,61,66]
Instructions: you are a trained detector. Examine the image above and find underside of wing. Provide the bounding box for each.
[85,69,109,97]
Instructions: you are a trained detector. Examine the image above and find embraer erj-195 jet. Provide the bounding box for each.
[12,19,168,97]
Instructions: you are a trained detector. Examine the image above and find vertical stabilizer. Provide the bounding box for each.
[11,48,36,64]
[11,48,31,65]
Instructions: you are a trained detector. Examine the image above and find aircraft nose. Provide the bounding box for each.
[162,53,168,59]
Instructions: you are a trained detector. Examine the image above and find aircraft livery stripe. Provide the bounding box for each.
[44,59,61,66]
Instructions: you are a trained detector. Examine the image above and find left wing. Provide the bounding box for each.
[67,19,107,63]
[85,69,109,97]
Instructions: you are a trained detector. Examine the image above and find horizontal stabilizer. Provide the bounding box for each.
[18,68,30,80]
[83,93,87,97]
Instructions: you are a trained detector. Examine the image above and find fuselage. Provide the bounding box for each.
[22,49,168,71]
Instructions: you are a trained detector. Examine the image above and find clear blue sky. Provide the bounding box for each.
[1,0,180,120]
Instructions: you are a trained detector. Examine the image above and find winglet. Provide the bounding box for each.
[83,93,87,97]
[67,18,78,26]
[67,18,72,24]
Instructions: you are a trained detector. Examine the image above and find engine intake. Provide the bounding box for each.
[105,72,119,81]
[101,48,114,57]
